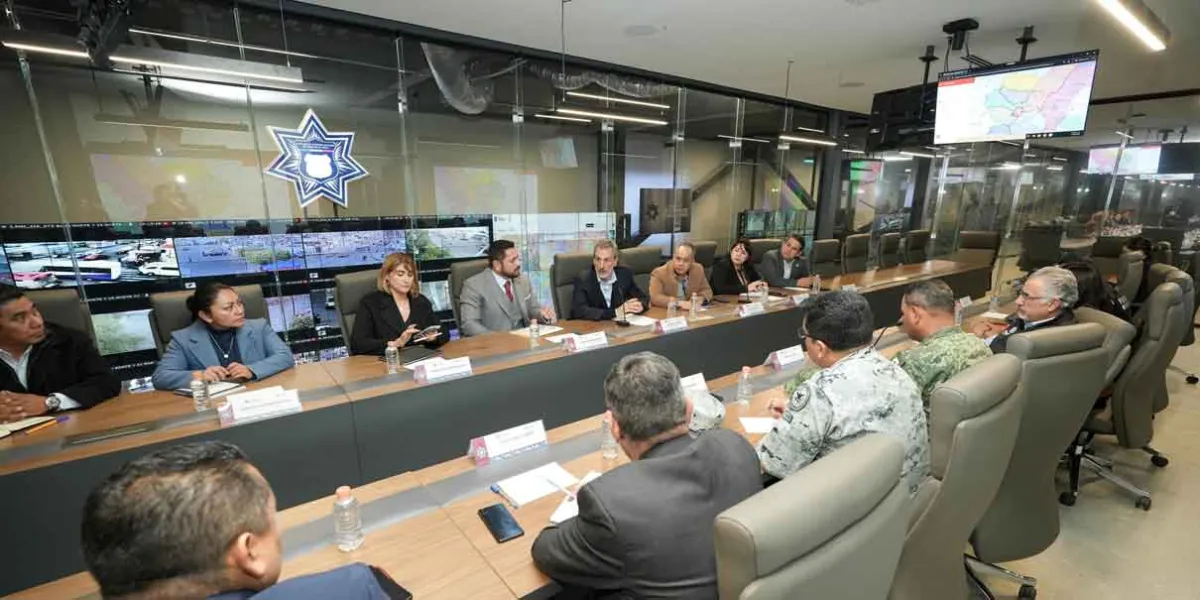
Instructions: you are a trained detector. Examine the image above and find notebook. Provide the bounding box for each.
[0,416,56,440]
[548,471,604,525]
[492,462,578,508]
[172,381,246,399]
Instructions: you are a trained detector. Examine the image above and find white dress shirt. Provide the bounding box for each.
[597,271,616,308]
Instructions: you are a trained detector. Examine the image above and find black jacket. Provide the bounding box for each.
[989,308,1077,354]
[571,266,648,321]
[709,257,762,295]
[349,291,446,356]
[0,323,120,408]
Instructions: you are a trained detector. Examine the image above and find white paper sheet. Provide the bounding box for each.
[740,417,778,434]
[493,462,579,508]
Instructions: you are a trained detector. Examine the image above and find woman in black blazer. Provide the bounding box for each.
[349,252,447,356]
[710,238,769,296]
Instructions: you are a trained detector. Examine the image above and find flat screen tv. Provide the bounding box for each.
[1087,145,1162,175]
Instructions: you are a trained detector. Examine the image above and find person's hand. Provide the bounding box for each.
[749,281,768,293]
[796,276,813,288]
[0,391,49,423]
[622,298,644,314]
[226,363,254,381]
[767,396,787,419]
[199,365,229,382]
[392,325,420,347]
[540,307,557,324]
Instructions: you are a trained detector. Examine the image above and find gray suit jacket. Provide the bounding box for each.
[532,429,762,599]
[151,318,295,390]
[458,269,541,337]
[758,248,810,288]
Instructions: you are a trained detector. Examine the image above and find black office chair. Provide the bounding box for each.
[333,269,378,349]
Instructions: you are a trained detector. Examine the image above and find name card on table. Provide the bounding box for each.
[955,295,972,325]
[414,356,473,384]
[766,344,807,370]
[467,420,548,466]
[738,302,766,318]
[680,373,709,395]
[655,316,689,334]
[218,386,302,427]
[790,293,810,307]
[566,331,609,353]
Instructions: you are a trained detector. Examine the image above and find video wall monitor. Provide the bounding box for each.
[405,227,490,260]
[1087,145,1163,175]
[176,234,305,278]
[934,49,1099,145]
[301,230,407,269]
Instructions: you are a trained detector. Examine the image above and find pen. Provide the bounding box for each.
[544,477,576,501]
[489,484,517,508]
[23,419,59,435]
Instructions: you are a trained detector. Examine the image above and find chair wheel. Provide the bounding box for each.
[1151,454,1169,468]
[1136,496,1152,511]
[1059,491,1076,506]
[1019,584,1038,599]
[1187,375,1198,385]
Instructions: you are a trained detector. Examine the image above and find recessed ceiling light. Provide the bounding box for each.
[778,134,838,146]
[565,91,669,110]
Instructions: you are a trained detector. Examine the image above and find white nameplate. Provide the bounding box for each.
[467,420,548,466]
[414,356,473,384]
[680,373,709,396]
[655,316,689,334]
[842,284,859,293]
[566,331,609,353]
[218,386,302,426]
[766,344,807,370]
[738,302,766,317]
[791,293,810,306]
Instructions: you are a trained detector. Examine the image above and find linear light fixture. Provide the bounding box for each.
[881,156,912,162]
[555,108,668,126]
[900,151,937,159]
[0,29,91,59]
[2,41,90,59]
[795,125,826,134]
[717,134,772,144]
[1095,0,1169,52]
[1052,156,1069,162]
[778,134,837,147]
[842,148,866,155]
[565,91,669,110]
[1115,130,1135,139]
[109,46,303,84]
[534,113,592,123]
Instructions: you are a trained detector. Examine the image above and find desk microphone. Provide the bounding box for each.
[872,319,903,349]
[613,285,630,327]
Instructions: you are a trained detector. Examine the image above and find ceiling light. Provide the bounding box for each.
[109,46,303,84]
[534,113,592,123]
[842,148,866,155]
[555,108,668,126]
[1052,156,1069,162]
[900,151,936,159]
[881,156,912,162]
[778,134,837,147]
[1115,130,1135,139]
[717,134,771,144]
[1,41,90,59]
[174,174,187,184]
[565,91,669,110]
[795,125,826,134]
[1047,165,1064,171]
[1096,0,1169,52]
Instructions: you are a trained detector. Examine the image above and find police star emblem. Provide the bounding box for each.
[265,109,369,209]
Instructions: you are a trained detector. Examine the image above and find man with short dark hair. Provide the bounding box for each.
[758,234,812,289]
[570,240,648,320]
[895,279,992,408]
[532,352,761,599]
[82,441,402,599]
[459,239,555,336]
[759,291,929,492]
[648,242,713,308]
[0,284,119,422]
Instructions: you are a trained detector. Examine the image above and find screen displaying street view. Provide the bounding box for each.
[320,346,349,362]
[423,280,453,313]
[175,234,306,278]
[0,252,11,285]
[406,227,489,260]
[301,230,408,269]
[4,239,178,288]
[267,290,340,333]
[92,309,157,356]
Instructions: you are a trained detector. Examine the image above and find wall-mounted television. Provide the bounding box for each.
[1087,145,1162,175]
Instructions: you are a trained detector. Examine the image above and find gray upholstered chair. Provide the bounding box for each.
[1153,241,1173,267]
[692,240,718,277]
[448,258,488,327]
[1073,307,1137,387]
[967,322,1109,598]
[333,269,378,347]
[1140,265,1195,411]
[715,434,909,600]
[809,239,841,279]
[1092,236,1131,278]
[26,288,95,343]
[878,233,902,268]
[950,230,1001,267]
[842,233,871,273]
[748,238,782,266]
[889,354,1024,600]
[550,251,593,320]
[621,246,664,295]
[1115,251,1145,305]
[149,284,268,355]
[904,229,931,263]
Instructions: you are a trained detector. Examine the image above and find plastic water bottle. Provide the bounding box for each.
[667,299,678,319]
[384,345,400,374]
[811,274,822,294]
[529,319,540,348]
[737,367,753,407]
[989,295,1001,312]
[190,377,209,411]
[689,293,700,319]
[333,485,364,552]
[600,413,620,461]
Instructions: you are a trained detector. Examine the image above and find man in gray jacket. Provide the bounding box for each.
[758,234,812,289]
[532,352,761,599]
[459,239,554,337]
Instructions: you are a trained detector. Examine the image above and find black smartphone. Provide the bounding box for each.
[478,503,525,543]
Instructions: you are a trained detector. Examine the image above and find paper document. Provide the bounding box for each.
[622,314,658,327]
[0,415,56,439]
[510,325,564,338]
[549,471,604,525]
[740,417,778,434]
[493,462,579,508]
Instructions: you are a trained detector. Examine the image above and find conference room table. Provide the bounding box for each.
[1,259,993,596]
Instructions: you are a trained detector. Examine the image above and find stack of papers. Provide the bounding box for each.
[549,471,604,525]
[492,462,578,508]
[739,417,778,434]
[509,325,565,338]
[0,416,56,440]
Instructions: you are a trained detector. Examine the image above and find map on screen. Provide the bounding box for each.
[1087,145,1162,175]
[934,52,1098,145]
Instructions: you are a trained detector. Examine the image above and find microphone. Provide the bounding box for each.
[613,276,630,327]
[871,318,904,349]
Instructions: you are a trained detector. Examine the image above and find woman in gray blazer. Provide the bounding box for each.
[152,282,295,390]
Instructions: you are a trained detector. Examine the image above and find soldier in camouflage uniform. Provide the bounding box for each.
[895,280,992,411]
[759,291,929,493]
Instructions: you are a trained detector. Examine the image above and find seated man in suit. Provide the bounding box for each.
[758,234,813,289]
[571,240,648,320]
[82,441,406,599]
[894,279,992,410]
[648,242,713,309]
[459,239,554,337]
[759,290,929,493]
[532,352,761,599]
[976,265,1078,354]
[0,285,119,422]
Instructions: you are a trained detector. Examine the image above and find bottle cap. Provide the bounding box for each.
[336,485,351,499]
[742,366,751,374]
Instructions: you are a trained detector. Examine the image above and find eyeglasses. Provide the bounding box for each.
[798,332,822,352]
[1017,290,1053,302]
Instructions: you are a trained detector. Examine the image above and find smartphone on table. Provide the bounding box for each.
[478,503,525,543]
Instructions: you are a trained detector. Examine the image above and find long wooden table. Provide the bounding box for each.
[0,260,992,595]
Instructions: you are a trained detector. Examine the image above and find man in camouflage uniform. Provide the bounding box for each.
[758,291,929,493]
[895,279,992,411]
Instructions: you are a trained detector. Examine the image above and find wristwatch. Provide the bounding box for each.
[44,395,61,412]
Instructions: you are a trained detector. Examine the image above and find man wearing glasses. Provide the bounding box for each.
[757,290,929,494]
[982,266,1078,354]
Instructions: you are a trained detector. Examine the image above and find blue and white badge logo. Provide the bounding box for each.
[265,109,368,209]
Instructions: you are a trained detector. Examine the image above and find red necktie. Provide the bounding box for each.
[504,280,514,302]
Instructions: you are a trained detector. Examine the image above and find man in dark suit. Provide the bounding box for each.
[532,352,762,599]
[82,441,405,599]
[570,240,649,320]
[983,266,1078,354]
[758,233,812,289]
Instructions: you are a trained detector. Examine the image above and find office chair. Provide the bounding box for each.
[878,233,902,268]
[149,284,268,355]
[549,251,592,319]
[333,269,378,352]
[841,233,870,273]
[809,239,841,278]
[1091,235,1132,279]
[950,230,1002,269]
[620,246,664,294]
[448,259,488,328]
[691,240,718,278]
[1114,251,1144,308]
[747,238,782,266]
[904,229,931,263]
